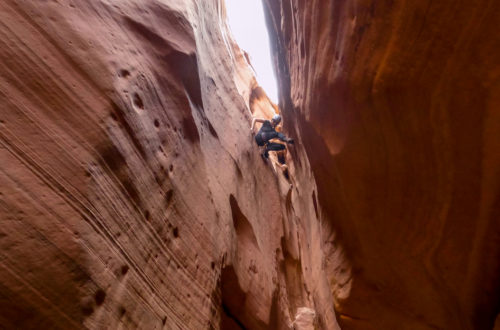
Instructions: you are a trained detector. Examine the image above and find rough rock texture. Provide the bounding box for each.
[2,0,499,329]
[0,0,321,329]
[264,0,500,329]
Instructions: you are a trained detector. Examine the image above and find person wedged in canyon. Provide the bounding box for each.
[251,114,294,160]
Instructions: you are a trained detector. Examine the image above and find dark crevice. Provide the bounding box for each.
[220,265,248,330]
[181,117,200,143]
[208,120,219,138]
[283,168,290,180]
[277,151,286,164]
[234,160,243,180]
[221,303,247,330]
[312,190,319,219]
[285,188,293,213]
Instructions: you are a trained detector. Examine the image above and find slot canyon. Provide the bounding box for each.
[0,0,499,329]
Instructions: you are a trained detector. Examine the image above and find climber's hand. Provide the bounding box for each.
[287,138,294,145]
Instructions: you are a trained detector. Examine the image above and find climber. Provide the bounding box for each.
[251,114,294,159]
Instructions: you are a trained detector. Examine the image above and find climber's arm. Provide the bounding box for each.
[276,132,294,144]
[251,118,266,130]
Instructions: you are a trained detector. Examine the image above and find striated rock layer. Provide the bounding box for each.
[264,0,500,329]
[2,0,499,329]
[0,0,324,329]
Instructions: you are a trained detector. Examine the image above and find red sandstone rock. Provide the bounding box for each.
[264,0,500,328]
[0,0,316,328]
[3,0,497,328]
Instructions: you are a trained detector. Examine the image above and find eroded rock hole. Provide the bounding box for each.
[132,93,144,109]
[121,265,129,275]
[154,119,160,127]
[172,227,179,238]
[94,289,106,306]
[165,189,173,205]
[119,69,130,78]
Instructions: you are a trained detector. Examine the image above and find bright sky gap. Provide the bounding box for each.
[225,0,278,103]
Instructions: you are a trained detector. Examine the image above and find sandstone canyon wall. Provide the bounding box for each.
[263,0,500,329]
[1,0,499,329]
[0,0,326,329]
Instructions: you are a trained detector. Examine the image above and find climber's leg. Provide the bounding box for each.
[266,142,286,154]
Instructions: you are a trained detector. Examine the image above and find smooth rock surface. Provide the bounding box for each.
[264,0,500,329]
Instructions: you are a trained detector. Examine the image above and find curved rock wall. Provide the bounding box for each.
[264,0,500,329]
[2,0,498,329]
[0,0,321,328]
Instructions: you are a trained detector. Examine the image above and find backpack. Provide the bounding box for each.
[255,133,265,146]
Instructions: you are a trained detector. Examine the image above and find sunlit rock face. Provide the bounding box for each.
[263,0,500,329]
[0,0,323,329]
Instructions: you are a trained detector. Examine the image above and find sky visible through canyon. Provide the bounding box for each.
[225,0,278,103]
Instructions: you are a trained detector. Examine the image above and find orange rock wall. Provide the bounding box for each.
[264,0,500,329]
[3,0,498,328]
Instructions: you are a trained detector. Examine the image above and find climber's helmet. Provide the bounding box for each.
[271,114,282,126]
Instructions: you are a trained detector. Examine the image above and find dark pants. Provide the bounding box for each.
[265,142,285,152]
[259,131,287,155]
